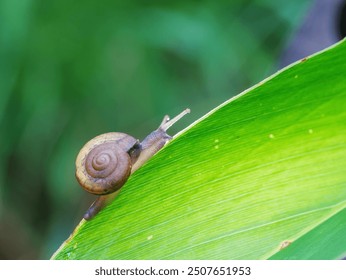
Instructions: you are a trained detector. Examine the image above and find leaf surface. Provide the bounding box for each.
[53,39,346,260]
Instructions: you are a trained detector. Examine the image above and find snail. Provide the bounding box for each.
[76,109,190,220]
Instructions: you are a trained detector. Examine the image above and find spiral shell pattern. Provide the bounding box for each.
[76,133,138,195]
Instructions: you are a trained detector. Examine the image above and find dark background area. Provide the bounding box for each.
[0,0,345,259]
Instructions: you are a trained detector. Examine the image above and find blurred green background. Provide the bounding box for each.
[0,0,345,259]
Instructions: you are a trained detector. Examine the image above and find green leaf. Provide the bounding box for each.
[269,208,346,260]
[52,39,346,260]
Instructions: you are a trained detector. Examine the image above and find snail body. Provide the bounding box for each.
[76,109,190,220]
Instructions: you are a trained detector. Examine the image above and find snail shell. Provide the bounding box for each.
[75,132,138,195]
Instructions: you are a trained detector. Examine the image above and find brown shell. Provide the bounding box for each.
[75,132,138,195]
